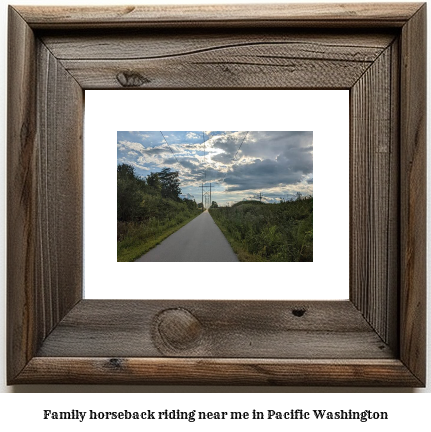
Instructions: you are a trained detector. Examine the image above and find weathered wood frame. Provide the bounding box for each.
[7,3,426,386]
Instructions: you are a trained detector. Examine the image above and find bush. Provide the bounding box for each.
[209,197,313,262]
[117,163,200,261]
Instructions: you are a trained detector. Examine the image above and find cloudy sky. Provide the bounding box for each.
[117,131,313,206]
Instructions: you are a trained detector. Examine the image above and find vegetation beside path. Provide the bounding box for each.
[209,197,313,262]
[117,164,200,262]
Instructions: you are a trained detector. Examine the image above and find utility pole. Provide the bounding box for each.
[199,183,212,211]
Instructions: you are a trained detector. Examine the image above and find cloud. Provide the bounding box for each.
[224,158,308,191]
[175,157,200,170]
[186,132,200,140]
[117,140,145,154]
[141,147,168,156]
[117,131,313,205]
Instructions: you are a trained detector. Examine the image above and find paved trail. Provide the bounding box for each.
[136,210,239,262]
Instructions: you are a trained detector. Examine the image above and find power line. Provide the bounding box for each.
[232,131,249,162]
[206,131,250,207]
[201,131,215,181]
[202,132,246,206]
[160,131,180,165]
[202,131,213,144]
[219,131,250,185]
[202,131,230,206]
[200,131,216,209]
[203,131,206,180]
[159,131,191,201]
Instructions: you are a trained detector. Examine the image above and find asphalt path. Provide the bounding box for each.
[135,210,239,262]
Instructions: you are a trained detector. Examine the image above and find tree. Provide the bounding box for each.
[117,164,144,221]
[158,168,181,200]
[117,163,136,180]
[146,172,161,194]
[211,201,219,208]
[183,198,198,210]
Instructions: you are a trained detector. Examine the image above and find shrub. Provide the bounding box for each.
[209,197,313,262]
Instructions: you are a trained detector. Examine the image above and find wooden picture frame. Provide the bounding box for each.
[7,3,426,386]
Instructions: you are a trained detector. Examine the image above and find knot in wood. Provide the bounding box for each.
[116,71,150,87]
[292,308,306,317]
[155,308,203,351]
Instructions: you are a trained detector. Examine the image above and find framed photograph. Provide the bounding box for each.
[85,90,349,301]
[7,3,426,386]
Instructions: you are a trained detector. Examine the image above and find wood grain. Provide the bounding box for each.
[399,3,427,385]
[387,38,401,353]
[7,6,83,383]
[35,40,84,339]
[36,300,394,359]
[61,44,391,89]
[40,30,394,89]
[350,43,399,348]
[15,358,423,386]
[16,3,423,29]
[7,6,38,381]
[41,31,395,60]
[60,56,372,90]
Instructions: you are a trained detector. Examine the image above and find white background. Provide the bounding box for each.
[85,90,349,300]
[0,0,430,424]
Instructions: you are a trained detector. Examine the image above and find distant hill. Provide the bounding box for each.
[231,200,266,207]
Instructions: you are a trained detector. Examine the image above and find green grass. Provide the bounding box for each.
[209,197,313,262]
[117,210,201,262]
[210,220,267,262]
